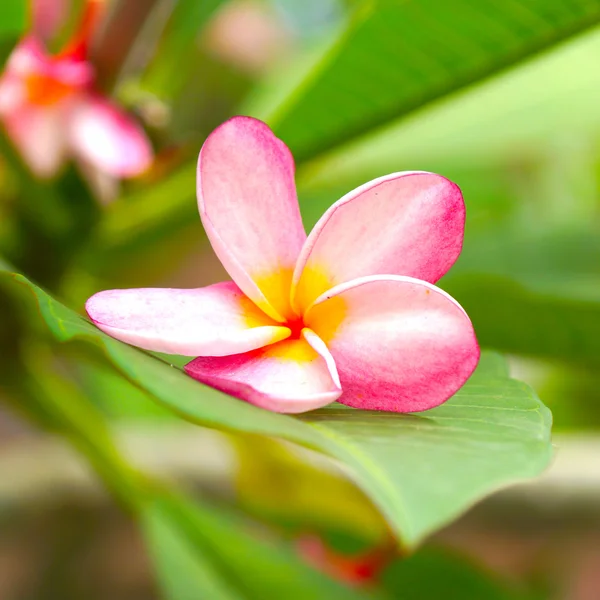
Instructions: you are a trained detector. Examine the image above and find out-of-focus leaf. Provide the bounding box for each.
[143,501,245,600]
[143,0,225,98]
[72,351,177,422]
[530,361,600,431]
[381,547,537,600]
[295,27,600,186]
[21,345,145,507]
[443,273,600,367]
[439,222,600,365]
[142,493,372,600]
[234,436,388,541]
[0,0,27,37]
[249,0,600,162]
[88,165,197,263]
[2,270,553,548]
[74,165,201,291]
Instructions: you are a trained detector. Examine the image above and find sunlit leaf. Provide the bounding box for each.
[248,0,600,162]
[295,28,600,192]
[2,270,553,547]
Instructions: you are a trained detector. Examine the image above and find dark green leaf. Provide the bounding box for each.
[381,547,536,600]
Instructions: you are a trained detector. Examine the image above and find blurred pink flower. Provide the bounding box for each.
[86,116,479,414]
[0,1,152,179]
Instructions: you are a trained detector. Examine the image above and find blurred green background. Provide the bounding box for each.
[1,0,600,598]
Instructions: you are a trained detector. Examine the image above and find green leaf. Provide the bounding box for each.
[142,493,371,600]
[2,270,553,547]
[0,0,27,37]
[294,27,600,188]
[442,273,600,366]
[73,352,177,422]
[81,165,199,283]
[440,224,600,365]
[142,0,225,98]
[142,500,246,600]
[248,0,600,162]
[381,547,536,600]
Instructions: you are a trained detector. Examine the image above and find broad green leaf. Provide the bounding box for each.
[142,493,371,600]
[295,27,600,195]
[248,0,600,162]
[2,270,553,547]
[0,0,26,37]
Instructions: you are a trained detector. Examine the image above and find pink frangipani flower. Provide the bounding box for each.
[0,1,151,179]
[86,117,479,414]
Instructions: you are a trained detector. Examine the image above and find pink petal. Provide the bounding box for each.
[33,0,69,41]
[292,172,465,314]
[197,116,306,322]
[6,37,49,75]
[85,282,290,356]
[68,95,152,177]
[185,328,341,413]
[304,275,480,412]
[3,105,68,178]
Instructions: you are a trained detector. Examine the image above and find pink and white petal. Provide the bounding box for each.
[197,116,306,322]
[68,95,152,177]
[3,105,68,178]
[6,37,49,75]
[292,172,465,314]
[85,282,290,357]
[304,275,480,413]
[184,329,341,413]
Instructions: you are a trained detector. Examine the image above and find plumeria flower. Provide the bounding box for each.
[86,117,479,414]
[0,0,151,179]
